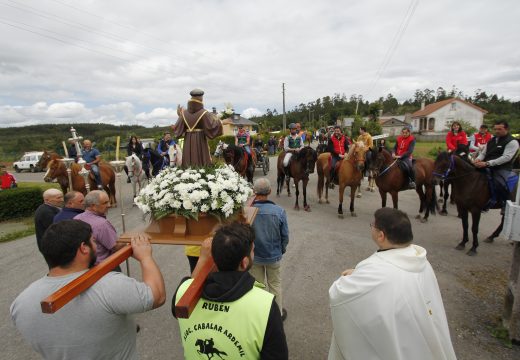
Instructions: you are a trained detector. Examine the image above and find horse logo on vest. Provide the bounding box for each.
[195,338,227,359]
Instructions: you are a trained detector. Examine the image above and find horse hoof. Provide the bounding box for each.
[326,200,330,204]
[318,199,322,204]
[484,237,494,243]
[415,214,421,219]
[439,210,447,216]
[420,218,428,223]
[351,212,357,217]
[288,194,291,197]
[365,187,371,191]
[437,199,444,203]
[466,249,477,256]
[294,205,299,211]
[304,206,311,212]
[455,244,465,250]
[370,189,375,193]
[338,214,344,219]
[356,194,362,198]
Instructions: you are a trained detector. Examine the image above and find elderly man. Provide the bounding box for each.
[53,191,85,223]
[173,223,288,360]
[11,220,166,360]
[34,188,63,252]
[82,139,103,189]
[250,178,289,321]
[74,190,124,266]
[328,208,456,360]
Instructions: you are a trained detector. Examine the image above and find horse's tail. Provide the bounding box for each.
[428,183,438,215]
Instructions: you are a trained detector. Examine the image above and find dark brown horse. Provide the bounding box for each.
[368,147,437,222]
[37,150,59,170]
[223,145,256,183]
[316,141,368,217]
[44,159,117,206]
[276,147,318,211]
[433,151,512,255]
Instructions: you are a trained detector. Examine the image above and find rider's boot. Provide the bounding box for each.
[408,167,416,189]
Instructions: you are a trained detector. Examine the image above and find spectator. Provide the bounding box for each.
[11,220,165,360]
[74,190,124,267]
[34,188,63,252]
[0,164,17,190]
[328,208,456,360]
[250,178,289,320]
[53,191,85,223]
[173,223,288,360]
[268,136,277,155]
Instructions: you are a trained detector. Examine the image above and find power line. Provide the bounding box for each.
[365,0,420,98]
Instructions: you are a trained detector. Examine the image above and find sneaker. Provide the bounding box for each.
[97,185,103,190]
[408,181,416,189]
[281,308,287,322]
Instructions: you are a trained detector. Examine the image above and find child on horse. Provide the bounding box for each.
[283,123,304,177]
[393,127,416,189]
[326,126,350,185]
[235,124,253,167]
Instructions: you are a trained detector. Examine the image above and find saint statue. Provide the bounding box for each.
[173,89,223,167]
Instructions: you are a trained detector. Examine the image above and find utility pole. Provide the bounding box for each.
[282,83,286,131]
[355,96,360,115]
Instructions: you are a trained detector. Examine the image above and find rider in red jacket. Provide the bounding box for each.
[446,121,468,152]
[326,126,350,184]
[393,127,416,189]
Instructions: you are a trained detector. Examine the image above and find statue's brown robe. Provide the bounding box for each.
[172,108,223,167]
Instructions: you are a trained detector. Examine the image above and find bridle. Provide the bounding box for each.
[433,154,474,181]
[127,155,144,186]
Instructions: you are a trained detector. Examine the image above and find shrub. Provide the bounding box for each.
[428,146,444,159]
[0,187,43,221]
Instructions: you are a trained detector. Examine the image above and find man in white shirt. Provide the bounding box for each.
[328,208,456,360]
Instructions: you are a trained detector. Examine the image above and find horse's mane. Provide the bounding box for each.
[345,141,365,160]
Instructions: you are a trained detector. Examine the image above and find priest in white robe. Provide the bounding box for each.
[328,208,457,360]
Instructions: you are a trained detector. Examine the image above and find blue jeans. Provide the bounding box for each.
[91,164,102,187]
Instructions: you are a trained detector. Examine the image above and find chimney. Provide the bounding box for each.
[421,100,425,111]
[212,107,217,114]
[233,113,240,120]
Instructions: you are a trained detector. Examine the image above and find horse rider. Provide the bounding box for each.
[283,123,304,177]
[469,124,492,157]
[393,127,416,189]
[253,134,264,162]
[124,135,144,183]
[157,132,176,169]
[327,126,350,185]
[141,143,152,180]
[82,139,103,190]
[296,122,306,144]
[446,121,468,153]
[235,124,253,166]
[474,120,519,213]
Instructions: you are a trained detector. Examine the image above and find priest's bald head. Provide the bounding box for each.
[371,208,413,249]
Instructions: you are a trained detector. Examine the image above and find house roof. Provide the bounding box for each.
[411,98,488,118]
[221,115,258,126]
[380,118,408,126]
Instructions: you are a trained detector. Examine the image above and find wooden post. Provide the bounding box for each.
[41,245,133,314]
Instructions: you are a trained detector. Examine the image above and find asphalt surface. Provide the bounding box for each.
[2,158,520,359]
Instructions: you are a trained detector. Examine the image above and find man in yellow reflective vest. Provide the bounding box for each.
[173,223,288,360]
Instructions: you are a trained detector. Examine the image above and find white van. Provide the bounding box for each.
[13,151,44,173]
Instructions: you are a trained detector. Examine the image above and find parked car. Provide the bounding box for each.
[13,151,44,173]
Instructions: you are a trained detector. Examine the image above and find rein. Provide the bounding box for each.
[433,154,475,181]
[377,158,398,177]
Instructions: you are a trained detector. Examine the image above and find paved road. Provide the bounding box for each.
[2,159,520,359]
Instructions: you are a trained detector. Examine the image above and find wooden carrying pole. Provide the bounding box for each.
[40,245,133,314]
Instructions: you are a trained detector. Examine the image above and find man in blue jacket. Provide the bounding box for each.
[250,177,289,321]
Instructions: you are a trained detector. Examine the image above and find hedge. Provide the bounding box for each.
[0,187,43,221]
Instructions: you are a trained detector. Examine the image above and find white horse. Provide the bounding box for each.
[214,140,228,158]
[125,154,147,198]
[168,143,183,168]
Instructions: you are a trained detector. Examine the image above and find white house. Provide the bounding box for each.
[411,98,487,134]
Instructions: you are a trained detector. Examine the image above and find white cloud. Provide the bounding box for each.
[241,108,263,119]
[0,0,519,127]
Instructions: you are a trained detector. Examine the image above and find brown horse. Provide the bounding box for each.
[37,150,59,170]
[368,147,437,222]
[223,144,256,183]
[433,151,513,255]
[44,159,117,206]
[276,146,318,211]
[316,142,368,218]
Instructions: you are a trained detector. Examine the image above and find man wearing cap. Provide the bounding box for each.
[283,123,304,176]
[173,89,223,167]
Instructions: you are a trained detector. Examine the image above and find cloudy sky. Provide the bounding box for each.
[0,0,519,127]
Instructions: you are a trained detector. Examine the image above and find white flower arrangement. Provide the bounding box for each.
[217,102,234,120]
[135,165,253,220]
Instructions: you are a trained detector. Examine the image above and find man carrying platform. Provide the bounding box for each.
[10,220,166,360]
[173,222,288,360]
[173,89,223,167]
[283,123,304,177]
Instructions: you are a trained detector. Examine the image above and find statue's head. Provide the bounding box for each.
[188,88,204,113]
